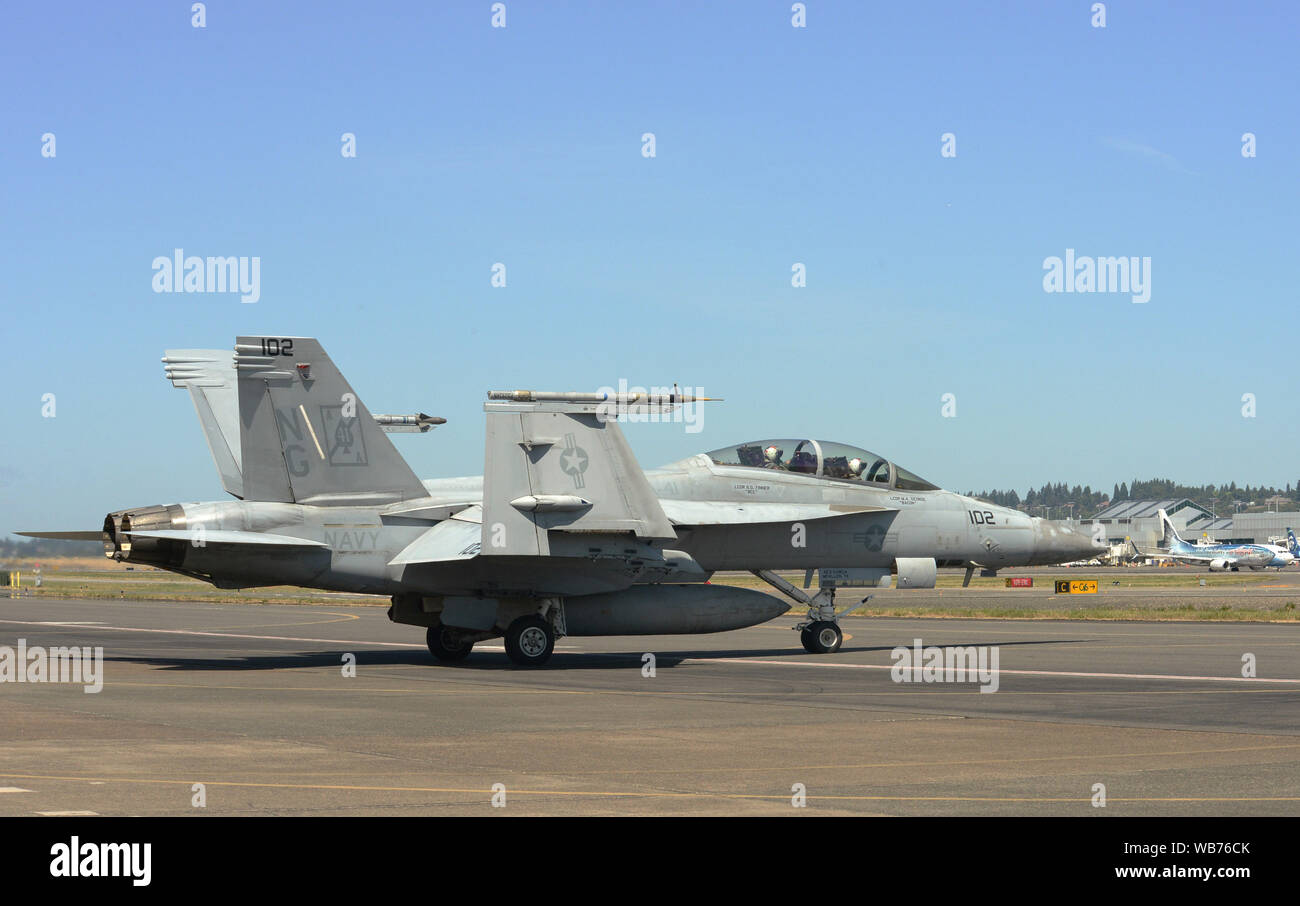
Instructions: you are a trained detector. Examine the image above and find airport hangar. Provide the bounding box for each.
[1080,498,1299,549]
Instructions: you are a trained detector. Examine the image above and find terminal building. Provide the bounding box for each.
[1081,499,1299,549]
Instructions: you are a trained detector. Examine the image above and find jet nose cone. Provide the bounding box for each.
[1065,524,1101,558]
[1037,519,1103,563]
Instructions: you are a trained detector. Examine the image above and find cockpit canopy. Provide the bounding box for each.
[705,439,939,491]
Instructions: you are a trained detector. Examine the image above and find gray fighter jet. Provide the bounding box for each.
[22,337,1101,665]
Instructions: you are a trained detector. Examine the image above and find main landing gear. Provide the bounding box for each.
[427,614,558,666]
[426,621,474,662]
[412,599,564,667]
[503,615,556,666]
[752,570,870,655]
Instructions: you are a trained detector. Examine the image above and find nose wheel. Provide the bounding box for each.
[800,621,843,654]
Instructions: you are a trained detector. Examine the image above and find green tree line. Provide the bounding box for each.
[964,479,1300,518]
[0,537,101,560]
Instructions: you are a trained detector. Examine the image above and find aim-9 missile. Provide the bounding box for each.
[372,413,446,433]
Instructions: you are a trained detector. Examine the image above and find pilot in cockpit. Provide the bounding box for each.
[850,456,890,483]
[762,445,785,469]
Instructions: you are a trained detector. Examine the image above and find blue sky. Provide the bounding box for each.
[2,1,1298,534]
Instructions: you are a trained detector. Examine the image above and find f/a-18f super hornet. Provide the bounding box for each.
[1135,509,1293,571]
[22,337,1101,665]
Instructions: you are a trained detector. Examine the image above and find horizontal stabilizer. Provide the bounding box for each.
[16,530,104,541]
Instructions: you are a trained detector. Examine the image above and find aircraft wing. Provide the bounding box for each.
[659,500,894,526]
[1167,552,1213,565]
[1134,543,1203,565]
[478,394,678,556]
[1130,541,1168,561]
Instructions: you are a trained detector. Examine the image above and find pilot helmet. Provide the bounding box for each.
[763,445,783,464]
[848,457,865,476]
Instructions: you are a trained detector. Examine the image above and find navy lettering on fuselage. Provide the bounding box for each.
[324,529,381,553]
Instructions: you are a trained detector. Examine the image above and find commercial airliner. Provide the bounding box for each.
[1138,509,1293,571]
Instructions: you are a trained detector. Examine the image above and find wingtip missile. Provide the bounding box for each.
[373,413,447,433]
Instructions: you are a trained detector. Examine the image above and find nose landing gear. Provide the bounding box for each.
[800,621,843,654]
[752,570,869,655]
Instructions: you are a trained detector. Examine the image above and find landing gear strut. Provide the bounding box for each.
[752,570,869,655]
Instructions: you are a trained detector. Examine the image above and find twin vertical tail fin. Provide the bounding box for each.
[163,350,245,499]
[233,337,428,506]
